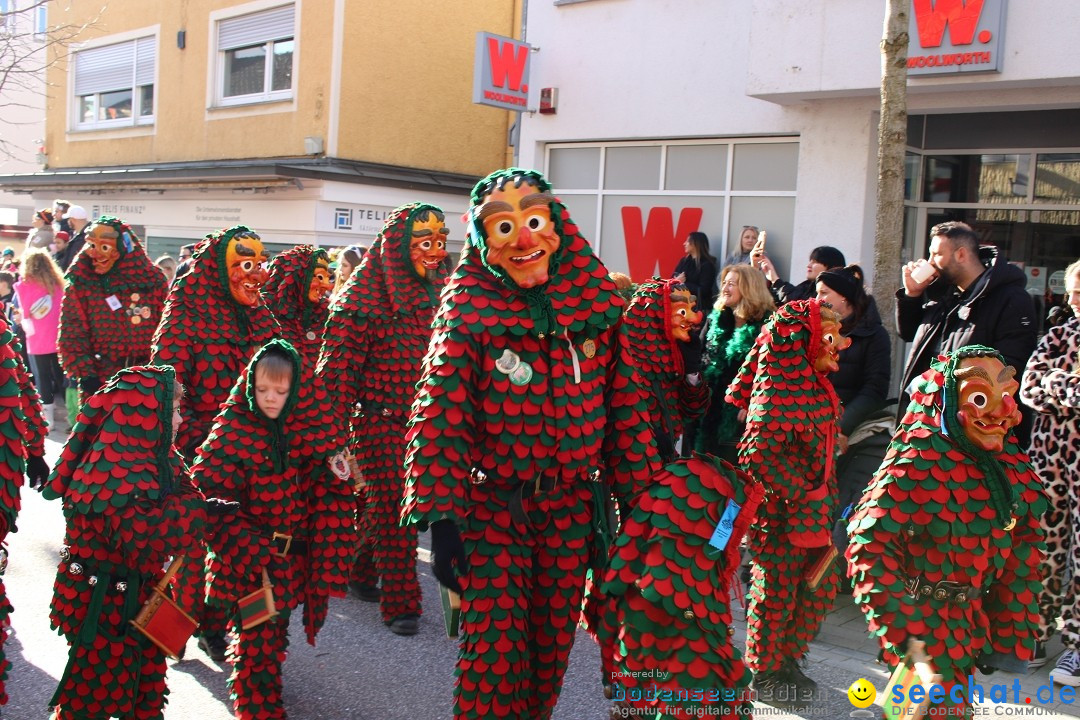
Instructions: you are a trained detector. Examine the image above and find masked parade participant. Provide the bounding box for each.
[0,314,49,707]
[57,216,168,400]
[401,168,658,720]
[317,203,450,634]
[596,454,764,719]
[847,346,1046,716]
[150,225,279,661]
[621,278,709,462]
[261,246,334,369]
[43,366,206,720]
[196,340,354,720]
[727,298,850,706]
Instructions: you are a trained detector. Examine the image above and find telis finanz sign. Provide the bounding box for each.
[908,0,1006,76]
[473,31,532,111]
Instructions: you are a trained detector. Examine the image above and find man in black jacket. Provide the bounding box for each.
[896,221,1036,442]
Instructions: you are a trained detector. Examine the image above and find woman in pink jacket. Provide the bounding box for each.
[14,249,65,428]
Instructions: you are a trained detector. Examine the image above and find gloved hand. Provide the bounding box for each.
[79,376,103,395]
[430,519,467,594]
[679,334,702,375]
[26,454,50,490]
[205,498,241,517]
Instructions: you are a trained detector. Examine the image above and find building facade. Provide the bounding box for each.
[516,0,1080,313]
[0,0,520,257]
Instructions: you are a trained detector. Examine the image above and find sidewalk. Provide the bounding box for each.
[733,585,1080,718]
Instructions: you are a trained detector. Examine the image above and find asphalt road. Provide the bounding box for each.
[2,435,853,719]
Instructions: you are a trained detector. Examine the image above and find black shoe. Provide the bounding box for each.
[350,583,381,603]
[387,614,420,636]
[783,659,818,700]
[198,633,228,661]
[1030,641,1048,669]
[752,668,807,709]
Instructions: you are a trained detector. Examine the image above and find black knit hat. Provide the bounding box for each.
[810,245,846,270]
[816,264,864,305]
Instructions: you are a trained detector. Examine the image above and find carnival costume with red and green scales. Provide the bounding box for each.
[595,455,764,719]
[42,366,206,720]
[0,314,47,706]
[846,346,1047,714]
[149,225,279,639]
[401,169,659,720]
[195,339,355,720]
[261,245,330,370]
[726,298,841,676]
[622,278,710,460]
[316,203,448,625]
[57,216,167,390]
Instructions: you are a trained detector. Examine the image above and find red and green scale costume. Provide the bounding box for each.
[261,245,330,371]
[595,455,764,719]
[846,346,1047,711]
[622,278,710,460]
[401,169,659,720]
[0,314,47,706]
[58,216,167,386]
[196,339,355,720]
[316,202,448,624]
[727,299,841,674]
[42,365,206,720]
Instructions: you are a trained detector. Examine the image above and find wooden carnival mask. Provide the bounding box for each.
[85,223,121,275]
[478,180,560,289]
[812,312,851,374]
[308,258,334,302]
[954,355,1020,453]
[669,288,703,343]
[409,214,449,282]
[225,233,269,306]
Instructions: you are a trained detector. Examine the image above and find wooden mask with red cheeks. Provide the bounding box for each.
[669,289,702,343]
[226,234,269,306]
[409,214,449,281]
[85,224,121,275]
[813,309,851,374]
[478,181,560,289]
[308,258,333,302]
[954,356,1020,453]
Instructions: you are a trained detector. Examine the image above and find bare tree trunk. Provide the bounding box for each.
[873,0,909,340]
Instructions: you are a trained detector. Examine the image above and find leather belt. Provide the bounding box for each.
[905,575,980,606]
[269,532,309,557]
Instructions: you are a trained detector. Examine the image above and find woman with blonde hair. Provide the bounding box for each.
[694,264,775,461]
[14,249,66,427]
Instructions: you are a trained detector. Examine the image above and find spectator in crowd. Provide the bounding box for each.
[51,231,70,262]
[757,245,845,305]
[26,209,55,250]
[695,264,775,462]
[0,273,14,322]
[13,249,66,428]
[723,225,760,267]
[1021,257,1080,684]
[896,221,1036,436]
[53,199,72,235]
[673,231,719,315]
[331,244,365,299]
[54,205,89,271]
[155,254,178,285]
[0,249,15,274]
[173,243,197,281]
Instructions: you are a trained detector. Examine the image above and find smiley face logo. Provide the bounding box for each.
[847,678,876,709]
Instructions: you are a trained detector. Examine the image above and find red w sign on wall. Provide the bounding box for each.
[473,32,531,111]
[912,0,984,47]
[621,205,704,281]
[907,0,1004,75]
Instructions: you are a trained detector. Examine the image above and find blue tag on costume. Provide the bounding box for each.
[707,499,741,552]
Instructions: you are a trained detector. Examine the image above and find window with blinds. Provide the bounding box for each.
[215,4,294,106]
[73,35,156,129]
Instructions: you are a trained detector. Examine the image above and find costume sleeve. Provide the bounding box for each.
[103,470,206,572]
[991,288,1038,373]
[401,320,480,526]
[57,288,96,378]
[677,376,710,425]
[316,311,370,445]
[838,325,892,436]
[1020,323,1080,412]
[895,289,926,343]
[149,308,198,445]
[603,325,661,504]
[979,475,1047,663]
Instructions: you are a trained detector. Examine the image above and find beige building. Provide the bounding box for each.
[0,0,521,255]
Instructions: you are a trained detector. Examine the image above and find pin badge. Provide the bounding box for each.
[581,339,596,359]
[509,362,533,386]
[495,349,521,374]
[306,331,317,341]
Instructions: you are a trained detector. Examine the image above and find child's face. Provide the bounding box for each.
[253,366,291,419]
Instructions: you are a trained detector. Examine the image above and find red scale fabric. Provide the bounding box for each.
[846,353,1047,705]
[726,299,841,673]
[317,203,447,622]
[401,174,659,720]
[58,228,166,382]
[196,341,355,720]
[43,367,205,719]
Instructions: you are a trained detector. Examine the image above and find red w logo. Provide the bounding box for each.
[912,0,985,48]
[621,206,703,281]
[487,37,529,92]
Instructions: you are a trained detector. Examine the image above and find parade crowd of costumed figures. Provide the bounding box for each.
[0,169,1062,720]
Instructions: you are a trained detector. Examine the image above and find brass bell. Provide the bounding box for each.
[955,592,967,604]
[683,610,695,620]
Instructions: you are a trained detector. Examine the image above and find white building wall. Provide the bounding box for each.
[0,7,48,229]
